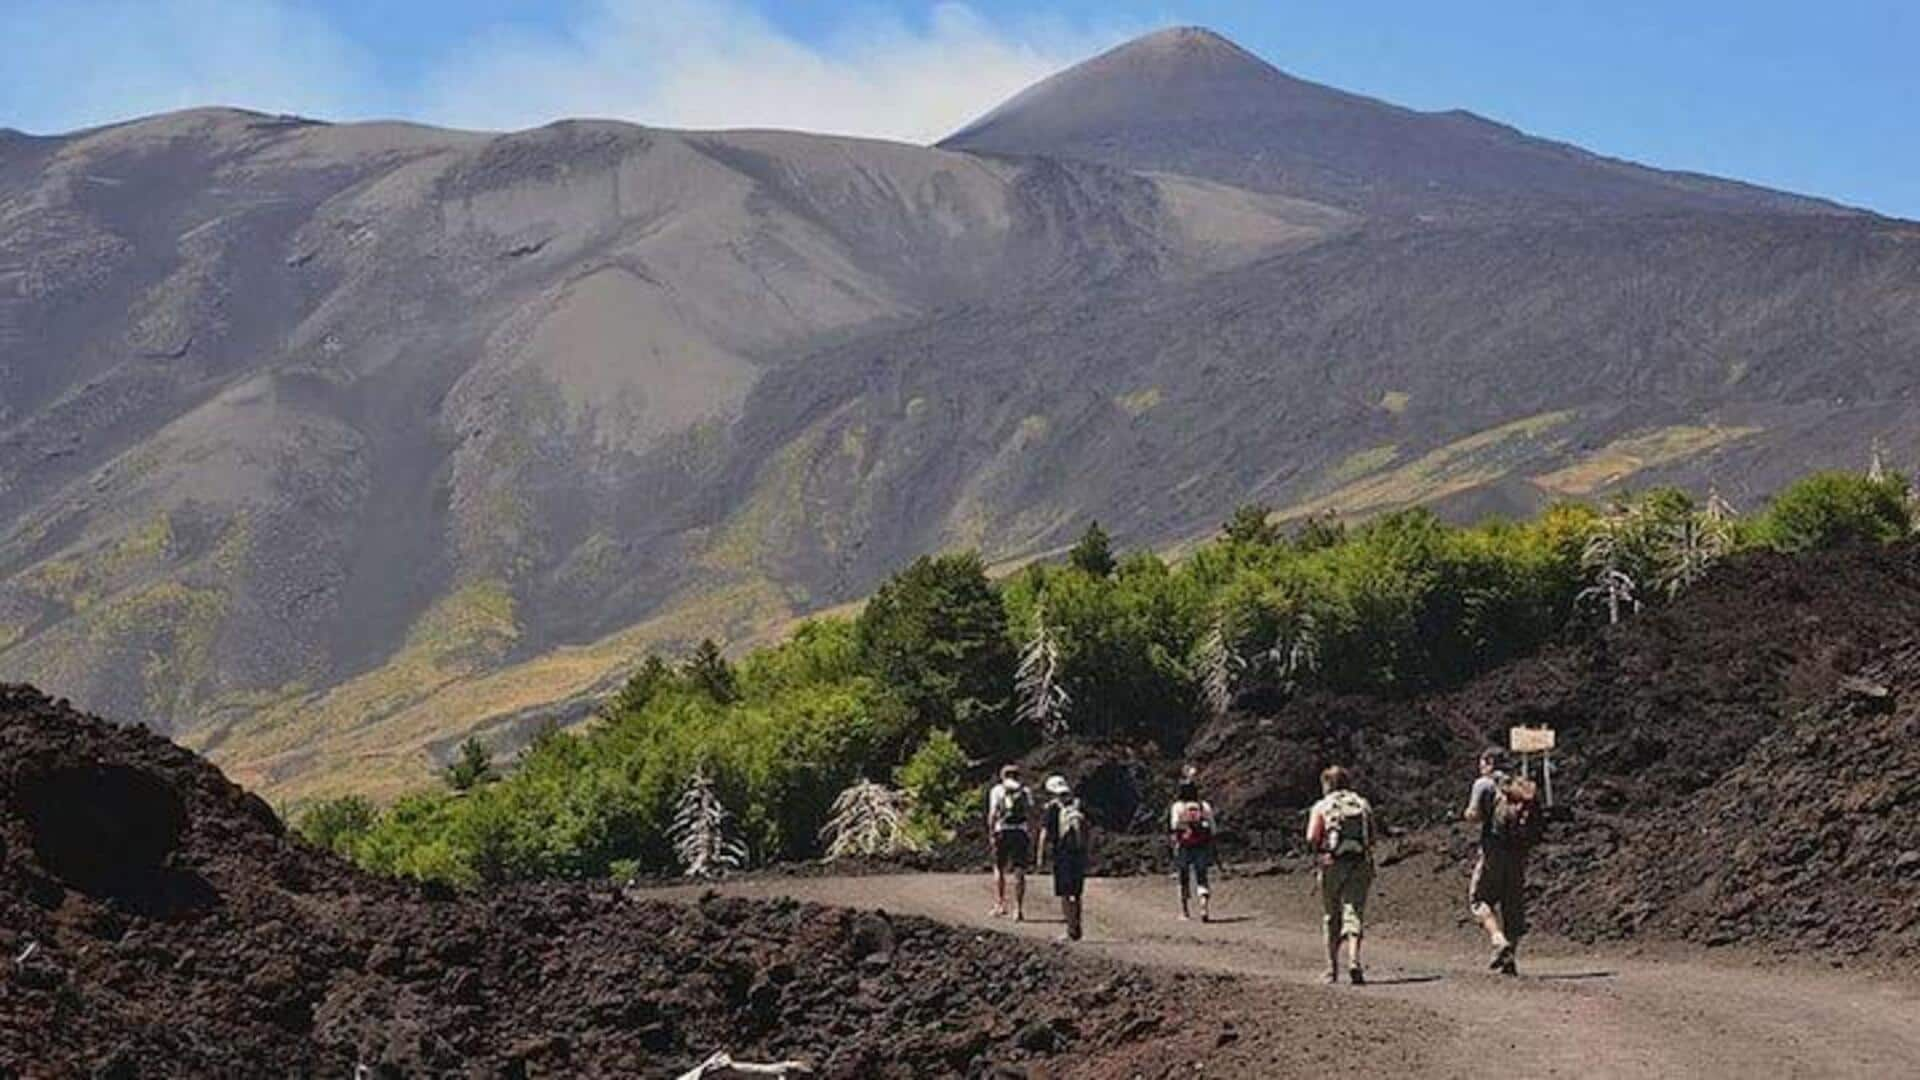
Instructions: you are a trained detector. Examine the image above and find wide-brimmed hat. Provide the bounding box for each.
[1044,774,1071,796]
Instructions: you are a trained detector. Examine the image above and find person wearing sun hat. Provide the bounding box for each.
[1037,773,1091,941]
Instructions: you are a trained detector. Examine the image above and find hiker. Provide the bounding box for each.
[987,764,1034,920]
[1465,745,1543,975]
[1168,778,1218,922]
[1037,774,1091,941]
[1305,764,1374,985]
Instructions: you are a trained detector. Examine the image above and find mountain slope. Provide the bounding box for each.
[0,107,1339,774]
[2,29,1916,801]
[942,27,1853,219]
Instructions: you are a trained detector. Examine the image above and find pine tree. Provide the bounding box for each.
[682,639,739,704]
[1016,600,1072,739]
[820,780,921,858]
[670,769,748,878]
[444,736,494,791]
[1222,503,1281,546]
[1068,520,1116,577]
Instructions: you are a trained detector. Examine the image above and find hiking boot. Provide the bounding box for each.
[1348,966,1366,986]
[1489,942,1516,972]
[1499,958,1518,977]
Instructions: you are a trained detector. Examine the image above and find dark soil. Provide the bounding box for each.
[0,685,1416,1078]
[1537,642,1920,960]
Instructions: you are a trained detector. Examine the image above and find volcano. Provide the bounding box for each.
[1,28,1915,801]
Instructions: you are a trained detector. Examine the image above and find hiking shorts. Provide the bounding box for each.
[1053,846,1088,898]
[1470,848,1528,940]
[1320,855,1373,940]
[1175,844,1213,896]
[993,828,1032,871]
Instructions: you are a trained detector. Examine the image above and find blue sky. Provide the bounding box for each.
[3,1,1914,218]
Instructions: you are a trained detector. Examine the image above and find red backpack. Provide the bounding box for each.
[1175,802,1213,848]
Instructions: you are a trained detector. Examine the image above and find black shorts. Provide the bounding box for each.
[993,829,1032,871]
[1053,847,1088,897]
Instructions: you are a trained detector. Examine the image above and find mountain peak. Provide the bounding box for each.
[1104,26,1268,67]
[941,27,1845,219]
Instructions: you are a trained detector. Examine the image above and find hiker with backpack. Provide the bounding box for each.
[987,764,1034,920]
[1168,778,1218,922]
[1465,746,1544,975]
[1037,774,1091,941]
[1305,764,1375,985]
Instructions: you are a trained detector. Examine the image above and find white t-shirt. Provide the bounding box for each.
[988,782,1033,831]
[1169,799,1216,833]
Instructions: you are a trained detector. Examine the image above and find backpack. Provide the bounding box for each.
[1488,775,1546,850]
[998,785,1031,829]
[1175,802,1213,849]
[1321,790,1370,858]
[1055,800,1087,851]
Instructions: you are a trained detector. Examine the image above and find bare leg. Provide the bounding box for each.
[1177,856,1192,919]
[1013,868,1026,921]
[1476,904,1508,949]
[992,865,1007,916]
[1325,926,1341,981]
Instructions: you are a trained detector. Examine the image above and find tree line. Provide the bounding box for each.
[296,469,1914,885]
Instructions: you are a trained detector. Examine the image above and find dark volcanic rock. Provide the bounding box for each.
[0,684,1412,1077]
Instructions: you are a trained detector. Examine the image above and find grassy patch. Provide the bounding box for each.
[1532,424,1761,496]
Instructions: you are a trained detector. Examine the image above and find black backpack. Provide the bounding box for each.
[999,785,1031,828]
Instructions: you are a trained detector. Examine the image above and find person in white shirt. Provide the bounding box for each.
[1168,779,1218,921]
[986,764,1034,920]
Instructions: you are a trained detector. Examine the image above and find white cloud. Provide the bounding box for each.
[3,0,1130,144]
[3,0,377,133]
[414,1,1132,143]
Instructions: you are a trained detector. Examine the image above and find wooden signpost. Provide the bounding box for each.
[1509,725,1557,806]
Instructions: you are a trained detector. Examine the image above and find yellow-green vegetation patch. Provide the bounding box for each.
[706,424,831,574]
[1015,414,1050,442]
[80,579,227,719]
[22,510,177,612]
[1532,424,1762,496]
[1114,387,1163,416]
[1328,444,1400,486]
[217,575,797,803]
[1378,390,1411,414]
[1282,410,1576,520]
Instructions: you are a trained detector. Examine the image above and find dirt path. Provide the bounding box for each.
[663,873,1920,1078]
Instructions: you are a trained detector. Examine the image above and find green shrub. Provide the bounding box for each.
[294,794,377,855]
[897,728,974,840]
[1756,471,1911,551]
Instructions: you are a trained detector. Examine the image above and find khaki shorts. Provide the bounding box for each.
[1320,855,1374,940]
[1469,848,1528,940]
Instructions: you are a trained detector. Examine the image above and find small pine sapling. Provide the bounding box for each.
[820,780,922,859]
[670,768,748,878]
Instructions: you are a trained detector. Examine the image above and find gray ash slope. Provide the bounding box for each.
[942,27,1853,219]
[1,29,1917,799]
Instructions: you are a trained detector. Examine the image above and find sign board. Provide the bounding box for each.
[1510,726,1556,754]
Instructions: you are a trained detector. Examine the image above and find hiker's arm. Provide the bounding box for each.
[1464,781,1485,822]
[1304,806,1325,850]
